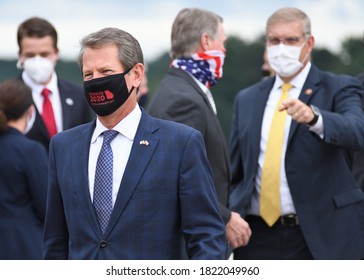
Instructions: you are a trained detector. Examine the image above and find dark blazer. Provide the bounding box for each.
[351,72,364,191]
[147,68,231,223]
[0,128,48,259]
[44,110,226,259]
[229,64,364,259]
[25,78,92,152]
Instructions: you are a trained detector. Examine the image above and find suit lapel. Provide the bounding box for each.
[170,68,217,115]
[287,65,320,143]
[251,79,275,162]
[180,69,231,178]
[32,106,50,140]
[105,111,159,236]
[71,120,102,237]
[170,68,230,173]
[58,80,75,130]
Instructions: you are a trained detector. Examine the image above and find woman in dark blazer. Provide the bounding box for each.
[0,80,48,259]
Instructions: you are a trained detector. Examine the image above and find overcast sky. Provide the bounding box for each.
[0,0,363,62]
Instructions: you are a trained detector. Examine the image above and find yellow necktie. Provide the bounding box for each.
[260,83,293,227]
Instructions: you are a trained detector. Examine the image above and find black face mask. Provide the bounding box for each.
[83,69,134,116]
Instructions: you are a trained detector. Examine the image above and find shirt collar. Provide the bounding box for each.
[188,72,209,94]
[91,104,142,143]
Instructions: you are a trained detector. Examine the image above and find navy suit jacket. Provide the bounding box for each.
[0,128,48,259]
[44,109,226,259]
[147,68,231,224]
[352,72,364,190]
[229,64,364,259]
[25,78,92,152]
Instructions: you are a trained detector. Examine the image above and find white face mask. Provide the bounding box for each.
[23,105,36,135]
[22,56,54,84]
[267,43,308,77]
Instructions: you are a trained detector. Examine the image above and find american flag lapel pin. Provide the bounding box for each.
[139,140,149,146]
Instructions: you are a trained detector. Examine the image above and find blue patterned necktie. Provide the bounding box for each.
[93,129,119,233]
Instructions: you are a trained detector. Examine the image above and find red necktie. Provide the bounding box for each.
[41,88,57,138]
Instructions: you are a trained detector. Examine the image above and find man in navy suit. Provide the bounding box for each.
[43,27,226,260]
[16,17,92,151]
[229,7,364,259]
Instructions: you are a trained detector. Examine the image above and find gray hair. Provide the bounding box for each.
[266,7,311,38]
[78,27,144,71]
[170,8,223,59]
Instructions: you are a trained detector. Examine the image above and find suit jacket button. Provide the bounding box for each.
[99,240,107,248]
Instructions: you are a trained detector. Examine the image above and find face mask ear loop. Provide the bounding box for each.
[298,40,311,65]
[300,52,310,66]
[123,66,135,97]
[16,60,23,69]
[123,67,133,76]
[128,86,135,96]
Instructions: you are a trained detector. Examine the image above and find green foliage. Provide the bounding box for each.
[147,52,170,98]
[55,60,83,85]
[213,35,266,141]
[1,35,363,141]
[0,59,22,81]
[340,37,364,75]
[311,48,343,73]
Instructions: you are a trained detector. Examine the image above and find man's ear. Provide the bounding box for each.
[307,35,315,53]
[199,32,210,51]
[54,47,60,62]
[131,63,144,88]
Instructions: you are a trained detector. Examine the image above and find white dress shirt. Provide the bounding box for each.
[189,73,217,114]
[22,71,63,132]
[249,62,324,216]
[88,105,142,206]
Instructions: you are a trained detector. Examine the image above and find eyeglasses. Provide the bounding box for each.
[266,34,307,46]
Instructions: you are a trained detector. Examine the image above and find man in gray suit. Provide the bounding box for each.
[147,7,251,256]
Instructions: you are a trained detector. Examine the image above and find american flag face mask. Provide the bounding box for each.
[170,50,225,88]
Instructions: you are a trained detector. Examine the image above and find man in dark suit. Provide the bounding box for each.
[16,17,92,151]
[43,27,226,260]
[147,8,251,254]
[229,7,364,259]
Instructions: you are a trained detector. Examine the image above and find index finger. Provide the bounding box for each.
[278,98,296,111]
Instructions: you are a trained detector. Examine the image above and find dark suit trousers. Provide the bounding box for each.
[234,215,313,260]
